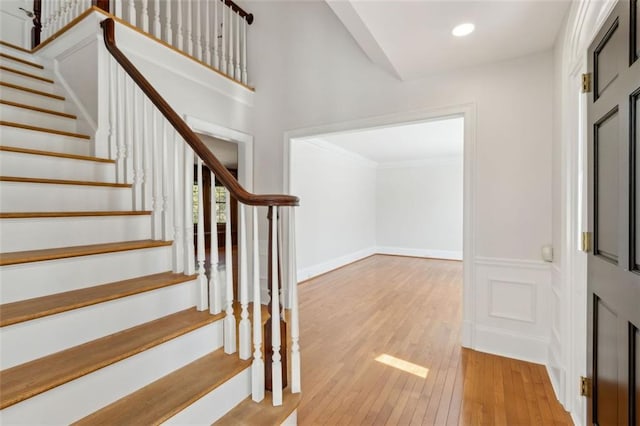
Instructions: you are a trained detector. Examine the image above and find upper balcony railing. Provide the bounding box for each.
[34,0,253,86]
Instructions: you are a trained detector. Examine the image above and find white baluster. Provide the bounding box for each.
[116,68,126,183]
[227,7,234,77]
[186,0,193,55]
[128,0,136,26]
[140,0,149,32]
[224,187,236,354]
[196,158,208,311]
[184,145,195,275]
[251,206,265,402]
[132,87,143,210]
[124,79,135,185]
[234,12,241,80]
[114,0,123,18]
[51,0,60,34]
[172,131,185,273]
[164,0,173,45]
[162,120,172,241]
[204,0,211,65]
[195,0,203,60]
[153,0,161,37]
[41,1,50,40]
[289,208,301,393]
[60,0,69,30]
[108,57,117,162]
[151,110,162,239]
[239,204,251,359]
[271,206,283,406]
[241,18,248,84]
[213,0,220,69]
[220,1,227,74]
[176,0,183,50]
[141,98,151,211]
[209,171,222,314]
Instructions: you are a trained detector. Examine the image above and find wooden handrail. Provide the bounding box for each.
[101,18,298,207]
[224,0,254,25]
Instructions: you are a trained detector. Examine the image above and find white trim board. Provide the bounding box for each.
[376,246,462,261]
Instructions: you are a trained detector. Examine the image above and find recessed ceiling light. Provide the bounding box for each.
[452,23,475,37]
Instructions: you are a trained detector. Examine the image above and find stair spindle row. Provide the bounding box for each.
[102,20,296,406]
[36,0,251,84]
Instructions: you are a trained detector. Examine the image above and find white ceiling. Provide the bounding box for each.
[314,116,464,164]
[327,0,572,80]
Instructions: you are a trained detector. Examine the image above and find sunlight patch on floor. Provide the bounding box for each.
[374,354,429,378]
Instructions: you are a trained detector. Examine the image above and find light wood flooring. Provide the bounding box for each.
[296,255,573,425]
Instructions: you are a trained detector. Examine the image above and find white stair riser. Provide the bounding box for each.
[1,73,60,95]
[0,86,67,111]
[0,182,131,212]
[0,151,115,183]
[0,321,223,425]
[0,124,90,155]
[0,103,78,132]
[166,367,251,425]
[0,47,47,67]
[0,245,173,303]
[0,62,50,81]
[0,215,151,252]
[1,280,198,370]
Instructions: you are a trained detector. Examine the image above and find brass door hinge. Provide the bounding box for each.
[580,376,592,397]
[582,73,592,93]
[581,232,592,252]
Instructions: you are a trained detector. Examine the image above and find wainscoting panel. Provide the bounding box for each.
[473,257,552,364]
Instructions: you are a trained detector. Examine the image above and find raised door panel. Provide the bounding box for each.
[595,18,622,101]
[595,298,621,425]
[595,107,620,263]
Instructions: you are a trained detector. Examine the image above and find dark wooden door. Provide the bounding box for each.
[587,1,640,424]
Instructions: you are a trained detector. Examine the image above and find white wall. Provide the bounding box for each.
[292,140,377,281]
[248,0,554,364]
[248,1,552,262]
[376,159,463,260]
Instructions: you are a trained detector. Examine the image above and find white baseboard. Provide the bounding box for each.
[473,324,549,364]
[376,246,462,260]
[296,247,377,282]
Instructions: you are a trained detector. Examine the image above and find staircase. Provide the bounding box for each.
[0,40,298,424]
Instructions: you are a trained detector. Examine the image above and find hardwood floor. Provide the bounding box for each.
[296,255,572,425]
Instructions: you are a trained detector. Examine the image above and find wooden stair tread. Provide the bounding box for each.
[0,121,89,139]
[0,272,197,327]
[0,53,43,69]
[0,176,130,188]
[0,145,113,163]
[0,82,62,99]
[0,41,33,54]
[0,211,151,218]
[214,390,302,426]
[0,100,76,118]
[0,66,54,83]
[0,239,171,266]
[74,350,251,425]
[0,308,223,409]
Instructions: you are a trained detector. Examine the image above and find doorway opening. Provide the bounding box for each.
[285,104,476,347]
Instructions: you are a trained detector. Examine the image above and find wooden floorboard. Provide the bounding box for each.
[296,255,573,425]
